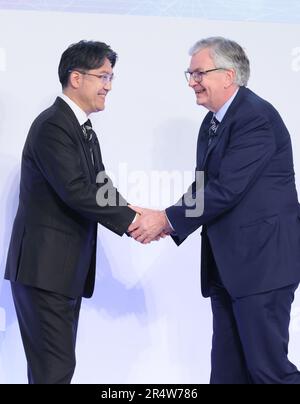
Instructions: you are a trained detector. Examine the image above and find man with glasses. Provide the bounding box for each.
[129,37,300,384]
[5,40,136,384]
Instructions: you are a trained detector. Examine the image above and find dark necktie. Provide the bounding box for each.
[208,116,220,146]
[81,119,101,173]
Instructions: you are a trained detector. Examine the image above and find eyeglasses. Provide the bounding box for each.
[184,68,226,83]
[69,70,114,84]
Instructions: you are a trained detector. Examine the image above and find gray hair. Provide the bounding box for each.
[189,37,250,86]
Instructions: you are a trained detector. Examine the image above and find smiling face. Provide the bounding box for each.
[65,58,113,115]
[188,47,237,112]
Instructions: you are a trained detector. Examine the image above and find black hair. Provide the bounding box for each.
[58,40,117,88]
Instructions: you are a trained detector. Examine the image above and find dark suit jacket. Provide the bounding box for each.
[166,86,300,298]
[5,97,135,298]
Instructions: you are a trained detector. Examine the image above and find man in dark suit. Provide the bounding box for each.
[129,37,300,383]
[5,40,136,384]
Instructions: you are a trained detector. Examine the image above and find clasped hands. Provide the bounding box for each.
[128,206,173,244]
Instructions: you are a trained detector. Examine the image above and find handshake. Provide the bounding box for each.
[127,206,173,244]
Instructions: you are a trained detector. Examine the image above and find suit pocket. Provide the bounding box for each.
[239,214,278,259]
[240,214,278,228]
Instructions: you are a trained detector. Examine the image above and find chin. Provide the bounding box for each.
[196,97,208,108]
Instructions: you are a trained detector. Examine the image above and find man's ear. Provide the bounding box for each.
[224,69,235,88]
[68,71,82,89]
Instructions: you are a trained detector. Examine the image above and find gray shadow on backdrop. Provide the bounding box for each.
[0,160,20,327]
[89,236,147,319]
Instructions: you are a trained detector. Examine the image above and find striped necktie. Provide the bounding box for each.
[82,119,101,173]
[208,116,220,145]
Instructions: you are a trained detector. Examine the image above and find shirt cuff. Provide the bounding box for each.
[165,211,175,233]
[131,213,139,224]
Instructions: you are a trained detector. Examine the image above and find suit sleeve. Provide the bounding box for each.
[166,114,276,244]
[30,121,135,236]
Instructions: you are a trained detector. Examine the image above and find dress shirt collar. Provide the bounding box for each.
[59,93,88,126]
[215,87,239,123]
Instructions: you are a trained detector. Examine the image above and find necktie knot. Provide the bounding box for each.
[82,119,93,142]
[83,119,92,130]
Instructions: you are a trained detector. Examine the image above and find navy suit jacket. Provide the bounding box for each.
[166,86,300,298]
[5,97,135,298]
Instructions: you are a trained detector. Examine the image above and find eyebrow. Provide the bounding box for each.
[188,67,215,73]
[92,70,113,74]
[188,68,203,73]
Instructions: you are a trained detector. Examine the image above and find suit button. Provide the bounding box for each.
[91,239,96,246]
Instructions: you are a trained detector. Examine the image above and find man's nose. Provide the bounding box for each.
[104,81,112,91]
[189,76,198,87]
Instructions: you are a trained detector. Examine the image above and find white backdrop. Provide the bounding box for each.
[0,9,300,383]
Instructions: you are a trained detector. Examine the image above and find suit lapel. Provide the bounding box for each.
[197,86,249,170]
[202,124,226,167]
[197,115,211,170]
[54,97,97,182]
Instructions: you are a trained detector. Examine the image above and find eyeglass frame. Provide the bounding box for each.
[68,69,114,84]
[184,68,227,83]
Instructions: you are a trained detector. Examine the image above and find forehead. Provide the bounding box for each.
[189,48,214,70]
